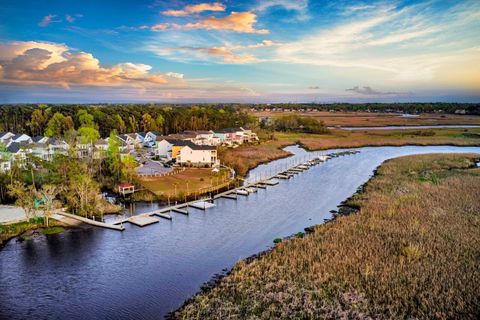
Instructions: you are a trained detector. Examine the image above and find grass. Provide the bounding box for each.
[253,111,480,127]
[219,128,480,177]
[175,153,480,319]
[0,217,65,247]
[139,168,232,201]
[40,227,65,235]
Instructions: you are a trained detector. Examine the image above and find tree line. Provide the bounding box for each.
[0,104,257,137]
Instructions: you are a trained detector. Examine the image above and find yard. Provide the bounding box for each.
[139,167,232,200]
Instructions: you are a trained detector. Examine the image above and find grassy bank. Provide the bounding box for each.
[219,128,480,177]
[0,217,66,247]
[175,153,480,319]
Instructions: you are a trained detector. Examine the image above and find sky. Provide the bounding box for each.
[0,0,479,103]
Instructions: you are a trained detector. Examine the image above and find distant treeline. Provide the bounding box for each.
[0,104,257,137]
[248,103,480,114]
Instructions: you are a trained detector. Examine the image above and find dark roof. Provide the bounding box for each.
[147,131,161,136]
[12,134,24,140]
[182,141,216,150]
[6,142,20,153]
[0,132,12,139]
[136,132,146,138]
[214,127,243,134]
[32,136,45,143]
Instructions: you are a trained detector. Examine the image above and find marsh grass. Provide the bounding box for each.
[175,154,480,319]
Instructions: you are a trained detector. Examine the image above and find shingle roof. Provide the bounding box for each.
[32,136,45,143]
[6,142,20,153]
[182,141,216,150]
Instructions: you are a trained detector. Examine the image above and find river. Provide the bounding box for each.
[1,145,479,319]
[334,125,480,130]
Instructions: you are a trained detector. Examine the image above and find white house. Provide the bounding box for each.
[118,134,137,151]
[0,132,15,145]
[155,138,178,159]
[0,158,11,172]
[144,131,162,147]
[94,139,108,159]
[135,132,146,145]
[177,143,218,167]
[11,133,33,144]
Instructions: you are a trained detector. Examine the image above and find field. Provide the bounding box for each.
[175,153,480,319]
[253,111,480,127]
[139,168,232,201]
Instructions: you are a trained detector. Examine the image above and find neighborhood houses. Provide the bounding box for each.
[0,127,258,173]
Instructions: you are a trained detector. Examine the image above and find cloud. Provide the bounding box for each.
[162,2,226,17]
[38,14,58,27]
[151,11,269,34]
[147,40,278,64]
[346,86,407,95]
[166,72,184,79]
[255,0,309,21]
[65,14,82,23]
[0,41,184,89]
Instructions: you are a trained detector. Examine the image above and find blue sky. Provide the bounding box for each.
[0,0,479,103]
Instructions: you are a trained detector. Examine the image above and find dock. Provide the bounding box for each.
[55,210,125,231]
[63,149,360,231]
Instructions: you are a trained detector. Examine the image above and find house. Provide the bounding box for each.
[11,133,33,144]
[0,132,15,144]
[118,134,137,151]
[94,139,108,159]
[6,142,30,163]
[0,157,11,172]
[32,136,49,144]
[181,130,221,146]
[177,143,218,167]
[213,128,244,145]
[32,139,68,161]
[155,137,180,159]
[135,132,146,145]
[118,182,135,196]
[144,131,162,147]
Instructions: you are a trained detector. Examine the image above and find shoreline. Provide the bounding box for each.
[168,159,386,318]
[170,152,480,318]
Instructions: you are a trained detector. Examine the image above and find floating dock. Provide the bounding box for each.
[190,200,216,210]
[128,215,159,227]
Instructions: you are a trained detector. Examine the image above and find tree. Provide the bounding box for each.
[78,126,100,144]
[39,184,58,227]
[114,114,127,134]
[28,109,48,136]
[76,110,96,128]
[7,181,37,220]
[45,112,74,137]
[128,116,138,133]
[141,113,158,132]
[120,154,137,183]
[65,172,100,217]
[155,114,165,134]
[107,130,122,182]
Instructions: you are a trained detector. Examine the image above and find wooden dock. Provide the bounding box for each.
[55,210,125,231]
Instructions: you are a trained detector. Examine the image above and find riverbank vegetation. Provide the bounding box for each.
[175,153,480,319]
[0,217,65,247]
[219,127,480,177]
[254,110,480,127]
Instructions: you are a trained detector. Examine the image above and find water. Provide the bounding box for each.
[336,125,480,130]
[1,145,479,320]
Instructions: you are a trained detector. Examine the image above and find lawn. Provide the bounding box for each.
[139,168,232,200]
[175,153,480,319]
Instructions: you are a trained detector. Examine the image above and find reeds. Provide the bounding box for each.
[175,154,480,319]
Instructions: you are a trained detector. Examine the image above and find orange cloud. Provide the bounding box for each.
[162,2,226,17]
[0,41,182,88]
[186,11,269,34]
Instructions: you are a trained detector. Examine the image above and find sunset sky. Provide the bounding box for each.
[0,0,479,103]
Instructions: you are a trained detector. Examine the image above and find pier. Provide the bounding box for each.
[66,149,360,230]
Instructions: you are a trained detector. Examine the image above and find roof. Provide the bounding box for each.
[118,182,134,189]
[32,136,45,143]
[147,131,161,136]
[95,138,108,145]
[0,132,13,139]
[182,141,216,151]
[213,127,243,134]
[6,142,20,153]
[136,132,146,138]
[182,130,212,135]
